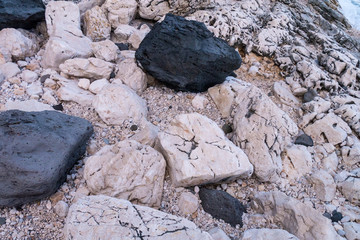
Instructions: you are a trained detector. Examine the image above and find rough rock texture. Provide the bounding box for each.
[253,191,341,240]
[336,169,360,204]
[92,83,147,125]
[178,192,199,215]
[91,39,119,62]
[282,145,313,180]
[115,58,148,94]
[103,0,137,27]
[59,58,114,80]
[135,14,241,92]
[199,188,246,227]
[0,0,45,30]
[84,140,166,208]
[0,62,20,80]
[56,76,95,106]
[83,6,111,41]
[0,28,38,61]
[42,1,92,69]
[231,79,298,182]
[310,170,336,202]
[137,0,170,20]
[64,195,213,240]
[241,228,299,240]
[158,113,253,187]
[4,99,53,112]
[0,110,93,207]
[343,222,360,240]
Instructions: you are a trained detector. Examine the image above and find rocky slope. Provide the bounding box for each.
[0,0,360,239]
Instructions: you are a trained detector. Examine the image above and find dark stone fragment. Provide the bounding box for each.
[115,43,129,51]
[0,217,5,225]
[323,211,331,219]
[222,124,233,134]
[110,71,116,79]
[130,124,138,131]
[135,14,242,92]
[0,110,93,207]
[199,188,246,227]
[303,89,317,103]
[40,74,50,84]
[331,210,343,222]
[52,103,63,111]
[0,0,45,30]
[295,134,314,147]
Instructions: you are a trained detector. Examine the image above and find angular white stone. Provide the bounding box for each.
[64,195,213,240]
[91,39,119,62]
[129,119,159,147]
[0,62,20,80]
[59,58,114,80]
[84,6,111,41]
[78,78,91,90]
[115,58,147,94]
[78,0,106,16]
[56,77,95,106]
[26,82,43,96]
[178,192,199,215]
[113,24,137,41]
[103,0,138,27]
[158,113,253,187]
[192,95,208,109]
[88,78,109,94]
[138,0,170,20]
[84,140,166,208]
[4,100,53,112]
[310,170,336,202]
[0,28,37,60]
[208,227,231,240]
[344,222,360,240]
[21,70,38,83]
[337,169,360,204]
[241,228,299,240]
[128,24,150,49]
[272,81,300,106]
[282,145,313,180]
[253,191,342,240]
[92,83,147,125]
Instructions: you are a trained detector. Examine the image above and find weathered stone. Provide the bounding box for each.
[342,140,360,166]
[56,77,95,106]
[103,0,137,27]
[208,227,231,240]
[0,110,93,207]
[336,169,360,204]
[253,191,341,240]
[115,58,147,94]
[92,83,147,125]
[303,89,318,103]
[199,188,246,227]
[83,6,111,41]
[0,62,20,79]
[21,70,38,83]
[0,28,38,60]
[113,24,137,41]
[128,24,151,49]
[88,78,109,94]
[232,79,298,182]
[59,58,114,80]
[91,39,119,62]
[208,78,236,118]
[77,0,105,16]
[0,0,45,30]
[335,104,360,136]
[302,97,331,114]
[53,200,69,218]
[136,14,241,92]
[138,0,170,20]
[4,99,53,112]
[282,145,313,180]
[178,192,198,215]
[129,119,159,147]
[26,82,43,96]
[272,81,300,106]
[78,78,91,90]
[64,195,213,239]
[158,113,253,187]
[343,222,360,240]
[310,170,336,202]
[241,229,299,240]
[304,113,351,145]
[84,140,166,208]
[295,134,314,146]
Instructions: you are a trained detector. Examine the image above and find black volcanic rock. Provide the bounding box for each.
[199,188,246,227]
[0,110,93,207]
[135,14,242,92]
[295,134,314,147]
[0,0,45,30]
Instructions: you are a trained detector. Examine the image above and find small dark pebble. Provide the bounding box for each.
[52,103,64,111]
[115,43,129,51]
[0,217,5,225]
[331,210,343,222]
[40,74,50,84]
[222,124,233,134]
[130,125,138,131]
[323,212,332,219]
[103,138,110,145]
[295,134,314,147]
[110,71,116,79]
[303,89,317,103]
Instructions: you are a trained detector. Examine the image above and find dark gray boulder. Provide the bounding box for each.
[0,110,93,207]
[199,188,246,227]
[135,14,242,92]
[295,133,314,147]
[0,0,45,30]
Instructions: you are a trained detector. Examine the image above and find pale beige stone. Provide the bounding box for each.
[84,6,111,41]
[115,58,147,94]
[103,0,138,27]
[178,192,199,215]
[91,39,119,62]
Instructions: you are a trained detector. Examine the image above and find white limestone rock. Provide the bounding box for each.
[103,0,138,28]
[304,113,351,145]
[342,140,360,166]
[77,0,106,16]
[253,191,342,240]
[26,82,43,96]
[78,78,91,90]
[208,227,231,240]
[42,1,92,69]
[336,169,360,204]
[241,228,299,240]
[92,83,147,125]
[208,79,236,118]
[59,58,114,80]
[310,170,336,202]
[129,119,159,147]
[84,140,166,208]
[158,113,253,187]
[272,81,300,106]
[0,28,37,60]
[343,222,360,240]
[0,62,20,80]
[21,70,38,83]
[138,0,170,20]
[114,58,147,94]
[4,100,53,112]
[113,24,137,41]
[91,39,119,62]
[56,77,95,106]
[83,6,111,41]
[192,95,208,109]
[88,78,109,94]
[335,104,360,136]
[231,78,298,182]
[64,195,213,240]
[54,201,69,218]
[128,24,151,49]
[42,90,58,105]
[0,47,11,64]
[178,192,199,215]
[282,145,313,180]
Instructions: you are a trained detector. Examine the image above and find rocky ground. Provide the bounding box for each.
[1,0,360,239]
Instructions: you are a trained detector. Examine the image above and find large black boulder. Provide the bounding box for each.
[199,188,246,227]
[0,0,45,30]
[0,110,93,207]
[135,14,242,92]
